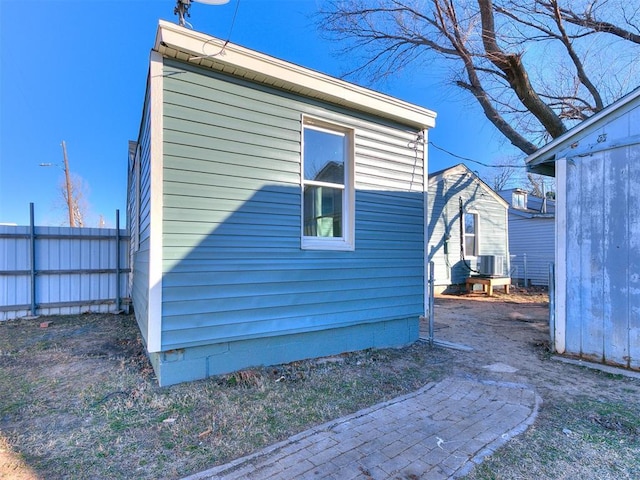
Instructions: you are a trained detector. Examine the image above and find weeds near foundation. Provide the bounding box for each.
[0,314,446,480]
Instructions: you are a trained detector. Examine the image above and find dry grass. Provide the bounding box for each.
[2,296,640,480]
[0,313,447,479]
[465,394,640,480]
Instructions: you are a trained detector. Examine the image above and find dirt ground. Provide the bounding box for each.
[430,289,640,401]
[2,289,640,479]
[430,289,640,480]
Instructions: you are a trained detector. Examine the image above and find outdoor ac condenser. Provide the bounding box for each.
[477,255,504,277]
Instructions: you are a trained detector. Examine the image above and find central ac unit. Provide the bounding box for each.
[477,255,504,277]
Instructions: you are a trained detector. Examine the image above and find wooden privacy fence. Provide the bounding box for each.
[0,207,130,320]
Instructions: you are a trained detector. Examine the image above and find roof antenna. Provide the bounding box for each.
[174,0,230,28]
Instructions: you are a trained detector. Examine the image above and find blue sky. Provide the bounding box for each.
[0,0,514,227]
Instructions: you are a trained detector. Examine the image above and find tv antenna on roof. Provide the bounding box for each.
[174,0,230,27]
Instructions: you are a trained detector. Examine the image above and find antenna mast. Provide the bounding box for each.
[174,0,230,27]
[174,0,191,27]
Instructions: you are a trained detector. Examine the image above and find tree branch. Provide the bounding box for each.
[477,0,567,138]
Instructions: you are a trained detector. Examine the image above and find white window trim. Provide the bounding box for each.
[301,116,355,251]
[463,211,479,257]
[512,190,527,209]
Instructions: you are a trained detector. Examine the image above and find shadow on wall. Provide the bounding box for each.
[427,174,491,284]
[156,184,426,355]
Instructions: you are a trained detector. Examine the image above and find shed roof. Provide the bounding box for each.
[154,21,437,131]
[525,86,640,176]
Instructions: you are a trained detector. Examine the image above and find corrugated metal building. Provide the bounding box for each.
[128,21,436,386]
[498,189,555,286]
[527,87,640,370]
[427,164,509,292]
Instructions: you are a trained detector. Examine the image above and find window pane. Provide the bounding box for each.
[464,213,476,234]
[303,185,343,237]
[304,128,345,184]
[465,236,476,256]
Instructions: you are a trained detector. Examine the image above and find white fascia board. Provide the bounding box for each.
[526,86,640,168]
[155,21,436,130]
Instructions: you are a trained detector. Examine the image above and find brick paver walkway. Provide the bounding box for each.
[183,376,540,480]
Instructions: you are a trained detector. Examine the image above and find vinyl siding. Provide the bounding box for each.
[130,86,152,346]
[507,213,554,286]
[428,170,508,286]
[159,59,425,351]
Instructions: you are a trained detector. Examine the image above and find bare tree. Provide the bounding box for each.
[490,167,514,191]
[318,0,640,153]
[58,173,89,227]
[482,158,521,190]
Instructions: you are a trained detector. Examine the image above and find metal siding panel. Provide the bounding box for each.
[0,226,30,319]
[1,226,130,319]
[630,105,640,136]
[159,61,424,351]
[580,154,605,359]
[628,144,640,368]
[603,148,630,365]
[564,160,583,356]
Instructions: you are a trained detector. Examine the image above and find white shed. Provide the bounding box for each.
[526,87,640,370]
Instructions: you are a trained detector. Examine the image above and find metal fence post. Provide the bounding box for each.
[428,261,435,346]
[115,210,121,312]
[523,253,528,287]
[29,203,37,316]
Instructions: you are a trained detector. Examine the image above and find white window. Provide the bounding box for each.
[512,190,527,209]
[301,117,354,250]
[464,212,478,257]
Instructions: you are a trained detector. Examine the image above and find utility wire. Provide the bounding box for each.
[428,141,527,169]
[190,0,241,60]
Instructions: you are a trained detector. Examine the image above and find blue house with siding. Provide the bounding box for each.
[127,21,436,386]
[427,164,510,293]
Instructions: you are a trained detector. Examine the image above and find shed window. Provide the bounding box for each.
[302,117,354,250]
[464,213,478,256]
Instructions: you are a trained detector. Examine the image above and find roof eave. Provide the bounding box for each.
[525,86,640,176]
[154,21,436,130]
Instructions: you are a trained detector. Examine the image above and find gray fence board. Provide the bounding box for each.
[0,210,130,320]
